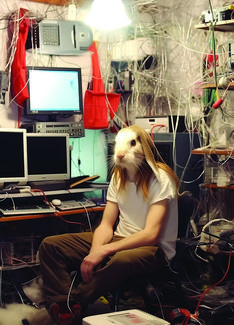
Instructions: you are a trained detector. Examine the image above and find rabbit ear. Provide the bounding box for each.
[129,125,160,179]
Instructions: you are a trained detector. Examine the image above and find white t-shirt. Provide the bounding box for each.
[106,168,178,261]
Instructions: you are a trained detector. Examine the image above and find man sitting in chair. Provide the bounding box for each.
[39,125,179,325]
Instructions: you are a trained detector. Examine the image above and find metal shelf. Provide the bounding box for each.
[195,20,234,32]
[200,183,234,190]
[192,148,234,156]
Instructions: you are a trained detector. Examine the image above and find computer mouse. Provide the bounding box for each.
[52,199,62,206]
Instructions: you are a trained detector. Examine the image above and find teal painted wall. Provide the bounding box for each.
[70,129,108,198]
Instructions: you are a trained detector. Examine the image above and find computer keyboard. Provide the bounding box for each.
[55,199,96,211]
[0,204,55,216]
[0,199,97,216]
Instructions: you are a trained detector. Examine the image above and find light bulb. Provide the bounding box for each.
[85,0,131,30]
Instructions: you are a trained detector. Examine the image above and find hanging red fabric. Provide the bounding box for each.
[10,8,30,108]
[83,42,121,129]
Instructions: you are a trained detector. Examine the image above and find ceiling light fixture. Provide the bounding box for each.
[85,0,131,30]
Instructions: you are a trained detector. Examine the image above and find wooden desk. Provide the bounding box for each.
[0,184,108,221]
[0,185,107,304]
[0,185,107,255]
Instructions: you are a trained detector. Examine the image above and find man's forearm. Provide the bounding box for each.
[104,228,158,256]
[90,224,114,251]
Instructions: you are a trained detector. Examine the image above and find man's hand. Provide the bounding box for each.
[80,245,109,283]
[80,201,119,283]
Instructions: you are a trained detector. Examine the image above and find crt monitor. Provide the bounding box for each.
[26,133,70,182]
[0,128,28,187]
[24,66,83,117]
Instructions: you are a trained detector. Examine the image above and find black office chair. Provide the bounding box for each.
[110,191,199,313]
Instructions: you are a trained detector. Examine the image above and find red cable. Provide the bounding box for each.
[150,124,167,140]
[212,81,232,109]
[194,252,232,316]
[55,213,88,229]
[30,188,49,203]
[30,189,88,229]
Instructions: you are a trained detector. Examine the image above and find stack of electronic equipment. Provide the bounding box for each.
[0,236,39,266]
[200,5,234,24]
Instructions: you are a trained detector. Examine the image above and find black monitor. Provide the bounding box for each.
[0,128,28,187]
[26,133,70,182]
[24,66,83,119]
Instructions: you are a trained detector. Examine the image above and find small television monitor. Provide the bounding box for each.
[0,128,28,187]
[25,66,83,117]
[26,133,70,182]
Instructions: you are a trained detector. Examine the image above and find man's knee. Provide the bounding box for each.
[107,250,139,269]
[106,247,161,275]
[39,235,60,256]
